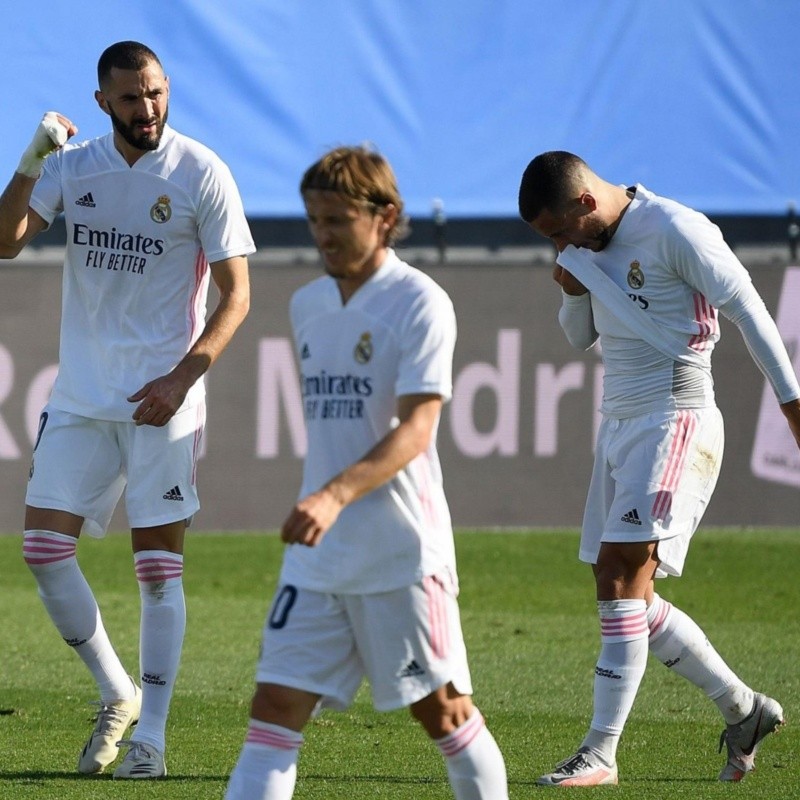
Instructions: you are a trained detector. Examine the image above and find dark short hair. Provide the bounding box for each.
[97,41,162,86]
[300,145,410,245]
[518,150,587,222]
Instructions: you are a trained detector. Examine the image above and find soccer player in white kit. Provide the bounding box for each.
[225,146,507,800]
[0,41,254,778]
[518,151,800,786]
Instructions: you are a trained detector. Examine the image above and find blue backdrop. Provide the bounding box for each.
[3,1,799,217]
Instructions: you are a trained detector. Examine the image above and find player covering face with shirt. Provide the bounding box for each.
[518,150,799,787]
[225,147,508,800]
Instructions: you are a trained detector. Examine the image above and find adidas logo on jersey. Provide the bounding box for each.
[621,508,642,525]
[75,192,96,207]
[163,485,184,501]
[398,659,426,678]
[301,343,311,360]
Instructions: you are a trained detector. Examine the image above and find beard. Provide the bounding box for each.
[108,103,168,152]
[592,224,614,250]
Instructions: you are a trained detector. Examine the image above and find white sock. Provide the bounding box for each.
[647,593,754,724]
[23,530,133,702]
[434,708,508,800]
[131,550,185,752]
[225,720,303,800]
[583,599,649,764]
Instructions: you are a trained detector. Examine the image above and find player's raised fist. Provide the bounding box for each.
[17,111,78,178]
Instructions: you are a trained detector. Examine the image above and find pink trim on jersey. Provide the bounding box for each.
[652,410,698,520]
[648,597,673,638]
[423,574,451,659]
[411,450,438,529]
[191,402,205,486]
[438,710,485,757]
[22,533,77,565]
[245,724,302,751]
[188,248,209,346]
[135,554,184,583]
[600,609,649,640]
[689,293,718,352]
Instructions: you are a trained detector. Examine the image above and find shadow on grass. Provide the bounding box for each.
[0,771,228,782]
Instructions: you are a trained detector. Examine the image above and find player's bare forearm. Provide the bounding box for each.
[128,255,249,425]
[780,398,800,449]
[281,394,442,546]
[0,174,44,258]
[326,394,441,506]
[179,292,249,379]
[1,113,76,258]
[173,255,250,381]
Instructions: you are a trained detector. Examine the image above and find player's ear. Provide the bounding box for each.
[578,192,598,213]
[380,203,398,229]
[95,90,110,116]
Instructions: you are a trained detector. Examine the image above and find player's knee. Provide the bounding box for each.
[595,541,657,598]
[410,684,473,738]
[250,683,317,732]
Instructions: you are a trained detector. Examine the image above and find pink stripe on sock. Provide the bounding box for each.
[246,725,302,751]
[648,598,673,638]
[438,711,485,757]
[135,556,183,582]
[23,534,77,565]
[601,610,649,639]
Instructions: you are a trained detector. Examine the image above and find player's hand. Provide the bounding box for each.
[553,265,588,296]
[128,373,191,426]
[18,112,78,178]
[281,488,345,547]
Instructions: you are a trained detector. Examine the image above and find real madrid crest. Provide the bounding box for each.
[354,332,373,364]
[627,260,645,289]
[150,195,172,223]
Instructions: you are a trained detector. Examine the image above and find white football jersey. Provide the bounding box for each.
[30,125,255,420]
[280,250,458,594]
[563,184,756,418]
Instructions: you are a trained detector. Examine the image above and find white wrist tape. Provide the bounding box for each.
[17,112,69,178]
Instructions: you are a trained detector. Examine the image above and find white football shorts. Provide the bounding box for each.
[26,403,205,537]
[255,569,473,712]
[581,406,724,577]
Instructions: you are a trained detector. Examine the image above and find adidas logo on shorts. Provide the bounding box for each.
[621,508,642,525]
[398,659,426,678]
[163,485,184,501]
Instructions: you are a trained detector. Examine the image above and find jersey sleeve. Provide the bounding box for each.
[667,211,753,307]
[558,290,599,350]
[395,286,456,401]
[195,159,255,263]
[719,285,800,404]
[28,149,66,227]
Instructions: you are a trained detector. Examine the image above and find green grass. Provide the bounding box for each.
[1,529,798,798]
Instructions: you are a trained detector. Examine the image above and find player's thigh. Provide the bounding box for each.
[123,404,205,529]
[583,408,723,574]
[26,407,124,525]
[580,416,618,563]
[609,408,723,535]
[255,585,363,712]
[347,571,473,712]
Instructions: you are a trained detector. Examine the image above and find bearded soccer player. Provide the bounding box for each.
[0,41,254,778]
[518,150,800,786]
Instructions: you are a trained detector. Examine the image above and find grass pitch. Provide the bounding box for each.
[1,528,798,799]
